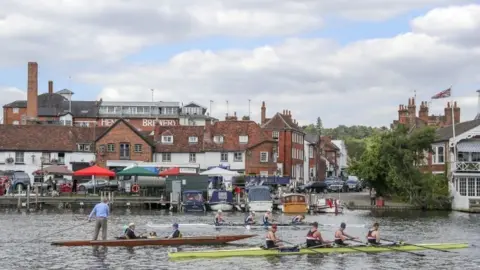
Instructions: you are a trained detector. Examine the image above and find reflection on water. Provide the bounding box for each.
[0,209,478,270]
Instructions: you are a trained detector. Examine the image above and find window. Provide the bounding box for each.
[472,153,480,162]
[260,152,268,162]
[468,178,475,196]
[239,135,248,144]
[162,153,171,162]
[214,136,224,143]
[162,135,173,144]
[458,152,469,162]
[58,153,65,164]
[12,120,19,125]
[434,146,445,164]
[309,146,314,158]
[12,108,19,114]
[477,179,480,197]
[459,178,466,196]
[163,107,177,115]
[189,136,198,143]
[220,152,228,162]
[120,143,130,159]
[77,144,91,152]
[260,171,268,177]
[292,165,295,177]
[134,144,142,153]
[310,168,315,177]
[99,145,106,153]
[189,153,196,163]
[15,152,24,164]
[107,144,115,152]
[234,152,243,162]
[292,148,295,159]
[272,131,279,140]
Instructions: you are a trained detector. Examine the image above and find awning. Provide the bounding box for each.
[457,141,480,152]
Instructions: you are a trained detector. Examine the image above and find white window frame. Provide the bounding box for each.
[77,144,91,152]
[214,135,224,143]
[119,143,130,159]
[162,135,173,144]
[188,136,198,143]
[220,152,228,162]
[309,145,313,158]
[260,171,269,177]
[433,145,445,164]
[12,121,19,125]
[162,153,171,162]
[233,152,243,162]
[260,151,268,163]
[272,131,279,140]
[239,135,248,144]
[15,152,24,163]
[189,153,196,163]
[134,144,142,153]
[107,144,115,152]
[12,108,19,114]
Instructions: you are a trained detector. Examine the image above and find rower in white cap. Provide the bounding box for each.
[214,209,226,226]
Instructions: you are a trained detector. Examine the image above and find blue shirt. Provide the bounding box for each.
[89,202,110,219]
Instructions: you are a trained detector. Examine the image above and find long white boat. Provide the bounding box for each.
[246,186,273,212]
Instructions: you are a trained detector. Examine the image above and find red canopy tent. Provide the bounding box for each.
[159,167,180,177]
[74,165,115,177]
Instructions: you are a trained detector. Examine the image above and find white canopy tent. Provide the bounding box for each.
[200,167,240,176]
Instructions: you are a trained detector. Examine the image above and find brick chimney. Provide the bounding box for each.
[261,101,266,124]
[398,104,408,124]
[48,80,53,94]
[408,97,416,125]
[26,62,38,118]
[444,102,452,126]
[453,101,460,124]
[225,112,238,121]
[419,101,429,123]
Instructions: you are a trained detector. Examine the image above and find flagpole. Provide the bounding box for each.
[451,86,456,163]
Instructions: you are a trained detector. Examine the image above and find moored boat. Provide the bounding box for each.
[314,198,343,214]
[182,190,206,212]
[168,243,469,259]
[51,234,257,247]
[281,193,308,213]
[208,190,234,211]
[246,186,273,212]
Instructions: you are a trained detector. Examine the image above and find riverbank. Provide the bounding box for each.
[336,191,419,210]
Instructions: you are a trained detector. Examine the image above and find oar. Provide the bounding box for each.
[280,239,329,255]
[19,221,89,245]
[348,239,425,257]
[381,238,455,253]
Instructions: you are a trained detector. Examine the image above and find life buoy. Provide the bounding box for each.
[131,184,140,193]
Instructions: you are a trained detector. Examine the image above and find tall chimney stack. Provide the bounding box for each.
[476,90,480,120]
[261,101,266,124]
[48,80,53,94]
[26,62,38,118]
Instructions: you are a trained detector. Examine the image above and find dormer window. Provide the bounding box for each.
[162,135,173,144]
[189,136,198,143]
[239,135,248,144]
[214,135,224,143]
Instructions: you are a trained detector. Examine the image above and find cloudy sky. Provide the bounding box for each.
[0,1,479,128]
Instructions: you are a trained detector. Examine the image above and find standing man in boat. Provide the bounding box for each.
[263,209,274,226]
[265,224,283,249]
[334,222,358,246]
[88,198,110,240]
[366,222,380,244]
[306,222,331,248]
[245,211,256,225]
[291,214,305,224]
[167,223,182,239]
[214,210,226,226]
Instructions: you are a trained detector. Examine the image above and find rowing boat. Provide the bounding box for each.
[51,234,256,247]
[147,223,366,229]
[168,243,469,259]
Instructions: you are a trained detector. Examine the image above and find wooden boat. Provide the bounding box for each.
[314,198,343,214]
[280,193,308,213]
[51,234,256,247]
[168,243,469,259]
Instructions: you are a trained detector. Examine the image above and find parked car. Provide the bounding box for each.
[0,170,31,191]
[346,179,363,192]
[297,181,328,193]
[78,179,119,192]
[327,180,345,192]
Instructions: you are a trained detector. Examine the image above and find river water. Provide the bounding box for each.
[0,208,478,270]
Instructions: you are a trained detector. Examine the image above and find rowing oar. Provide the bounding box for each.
[279,239,326,255]
[17,221,89,245]
[348,239,425,257]
[381,238,455,253]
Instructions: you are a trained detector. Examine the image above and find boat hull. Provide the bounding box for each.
[314,199,343,213]
[315,206,344,213]
[183,203,206,212]
[209,203,234,211]
[168,243,469,259]
[248,201,273,212]
[51,235,257,247]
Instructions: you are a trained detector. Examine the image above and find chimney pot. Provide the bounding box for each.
[454,101,457,108]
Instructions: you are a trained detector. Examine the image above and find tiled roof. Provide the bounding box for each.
[305,133,320,144]
[155,120,275,153]
[435,119,480,142]
[0,125,106,151]
[261,112,303,132]
[96,119,155,146]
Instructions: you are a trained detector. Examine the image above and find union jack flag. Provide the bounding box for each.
[431,88,451,99]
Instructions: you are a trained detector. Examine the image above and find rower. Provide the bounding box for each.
[166,223,182,239]
[306,222,331,247]
[334,222,358,246]
[124,223,138,239]
[214,210,226,226]
[292,214,305,224]
[366,222,380,245]
[245,211,256,225]
[265,224,283,249]
[263,209,273,226]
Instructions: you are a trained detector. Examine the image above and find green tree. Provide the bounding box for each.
[315,117,323,135]
[349,126,450,209]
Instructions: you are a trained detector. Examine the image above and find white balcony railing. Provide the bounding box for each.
[455,162,480,172]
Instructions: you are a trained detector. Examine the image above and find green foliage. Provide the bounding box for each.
[349,126,451,209]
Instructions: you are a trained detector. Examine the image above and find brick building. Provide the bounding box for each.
[391,97,460,130]
[260,102,304,181]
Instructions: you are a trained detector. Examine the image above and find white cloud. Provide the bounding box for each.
[1,2,480,127]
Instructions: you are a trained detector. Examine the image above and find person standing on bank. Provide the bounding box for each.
[88,199,110,240]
